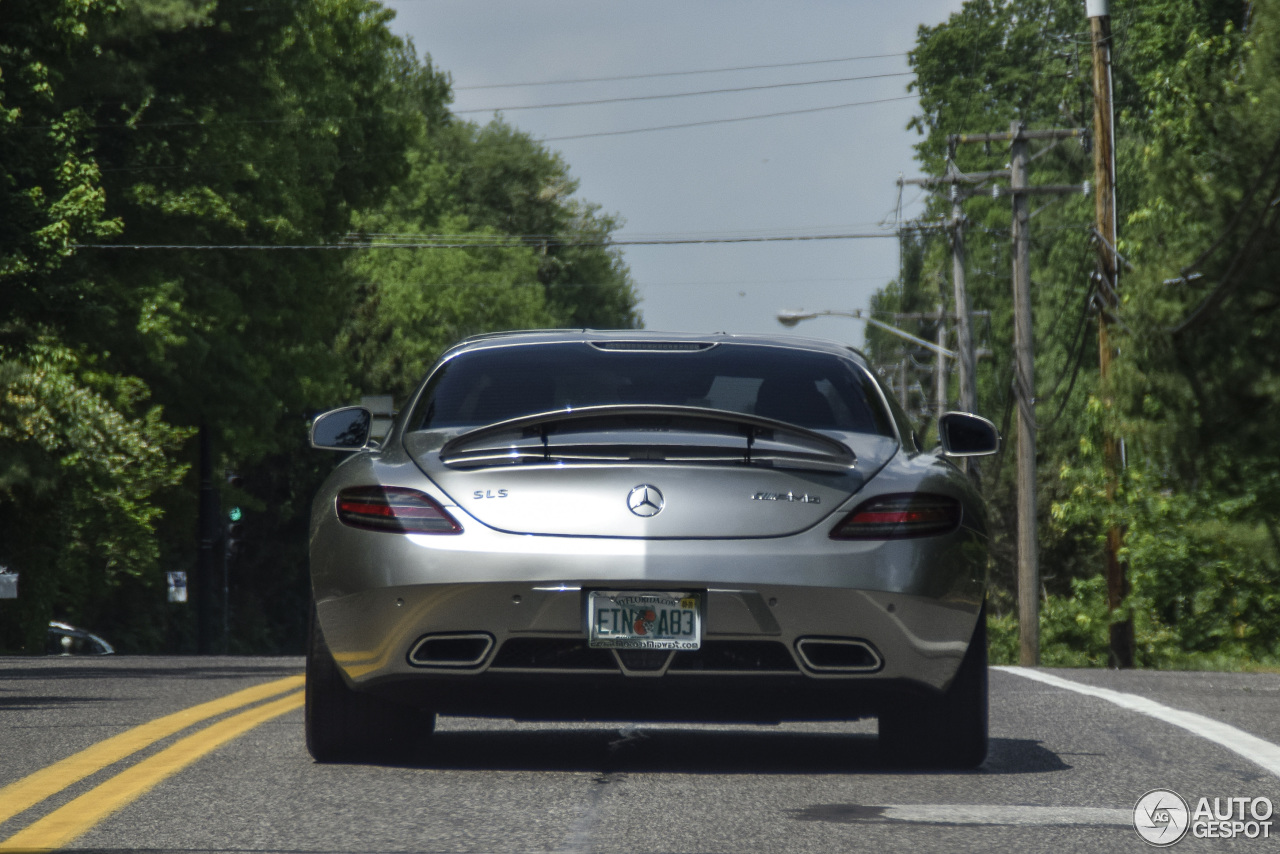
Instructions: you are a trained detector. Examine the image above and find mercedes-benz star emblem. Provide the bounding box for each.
[627,484,664,517]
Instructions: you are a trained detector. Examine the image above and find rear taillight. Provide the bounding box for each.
[829,493,961,540]
[335,486,462,534]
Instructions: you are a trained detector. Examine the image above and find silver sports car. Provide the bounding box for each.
[306,330,999,767]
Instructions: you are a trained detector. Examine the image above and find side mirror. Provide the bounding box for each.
[937,411,1000,457]
[311,407,374,451]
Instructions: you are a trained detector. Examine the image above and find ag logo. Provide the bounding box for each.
[627,484,664,517]
[1134,789,1190,847]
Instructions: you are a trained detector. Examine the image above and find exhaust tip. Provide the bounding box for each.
[795,637,883,673]
[408,633,494,668]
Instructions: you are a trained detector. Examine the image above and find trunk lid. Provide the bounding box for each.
[403,405,897,538]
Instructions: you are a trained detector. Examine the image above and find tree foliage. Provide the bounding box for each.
[0,0,638,653]
[341,118,639,402]
[888,0,1280,667]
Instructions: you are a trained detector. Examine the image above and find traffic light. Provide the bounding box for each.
[225,506,244,560]
[223,468,244,561]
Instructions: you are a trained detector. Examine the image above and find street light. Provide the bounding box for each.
[776,308,957,359]
[778,307,961,425]
[777,307,988,424]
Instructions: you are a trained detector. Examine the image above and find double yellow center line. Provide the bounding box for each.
[0,674,304,851]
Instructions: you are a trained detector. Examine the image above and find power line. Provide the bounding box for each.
[456,72,914,114]
[455,53,908,90]
[542,95,917,141]
[1038,276,1099,433]
[89,94,919,175]
[75,231,898,251]
[20,62,911,132]
[642,275,896,287]
[352,225,891,241]
[348,277,901,289]
[31,92,917,147]
[1167,130,1280,335]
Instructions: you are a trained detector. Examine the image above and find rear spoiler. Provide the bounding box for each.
[436,404,857,472]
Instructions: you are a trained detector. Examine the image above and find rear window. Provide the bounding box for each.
[408,342,895,437]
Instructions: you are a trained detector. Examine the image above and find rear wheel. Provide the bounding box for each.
[305,604,435,763]
[878,605,988,769]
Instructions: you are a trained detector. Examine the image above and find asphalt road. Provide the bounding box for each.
[1,657,1278,853]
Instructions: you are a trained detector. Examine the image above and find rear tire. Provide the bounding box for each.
[879,604,988,769]
[305,604,435,763]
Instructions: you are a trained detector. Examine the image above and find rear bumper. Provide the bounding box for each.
[317,580,981,712]
[312,511,986,718]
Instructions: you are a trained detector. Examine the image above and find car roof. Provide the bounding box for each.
[445,329,872,367]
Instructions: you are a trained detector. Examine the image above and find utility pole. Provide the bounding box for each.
[1010,121,1039,666]
[935,302,948,425]
[898,172,998,414]
[196,425,218,655]
[949,123,1087,666]
[952,193,976,412]
[897,358,909,410]
[949,193,978,480]
[1088,0,1134,667]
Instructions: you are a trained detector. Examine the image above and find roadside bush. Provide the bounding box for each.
[983,397,1280,670]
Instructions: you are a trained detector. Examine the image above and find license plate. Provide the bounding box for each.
[587,591,701,650]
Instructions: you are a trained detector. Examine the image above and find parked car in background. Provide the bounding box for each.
[47,621,115,655]
[306,330,999,767]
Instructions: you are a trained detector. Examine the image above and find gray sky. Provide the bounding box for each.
[382,0,965,347]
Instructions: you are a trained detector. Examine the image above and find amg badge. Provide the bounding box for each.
[752,491,821,504]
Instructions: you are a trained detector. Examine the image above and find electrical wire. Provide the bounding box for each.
[1038,275,1099,433]
[351,224,892,241]
[89,91,916,175]
[49,92,921,165]
[74,231,899,251]
[455,72,914,114]
[1167,130,1280,334]
[21,64,914,132]
[541,95,918,141]
[983,370,1018,494]
[455,53,908,90]
[42,69,912,131]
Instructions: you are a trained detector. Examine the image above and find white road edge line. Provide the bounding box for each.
[997,666,1280,779]
[880,805,1131,826]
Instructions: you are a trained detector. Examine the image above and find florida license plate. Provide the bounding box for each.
[587,591,701,650]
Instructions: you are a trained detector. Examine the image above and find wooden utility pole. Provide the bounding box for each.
[1010,122,1039,665]
[952,194,976,412]
[1088,0,1134,667]
[949,124,1086,665]
[934,302,948,425]
[899,172,999,415]
[1008,122,1057,666]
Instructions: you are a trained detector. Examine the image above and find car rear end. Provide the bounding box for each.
[309,333,991,743]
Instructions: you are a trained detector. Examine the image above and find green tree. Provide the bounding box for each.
[893,0,1102,615]
[0,0,121,296]
[0,0,444,651]
[0,341,189,651]
[64,0,426,448]
[0,0,193,651]
[1,0,638,654]
[342,116,640,402]
[894,0,1280,665]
